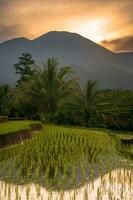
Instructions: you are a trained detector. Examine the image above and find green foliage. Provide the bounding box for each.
[0,54,132,130]
[14,57,76,122]
[0,84,11,116]
[0,54,133,197]
[63,80,101,127]
[99,90,133,130]
[56,109,84,126]
[0,120,41,135]
[0,116,8,123]
[13,53,37,85]
[0,120,42,148]
[0,124,120,189]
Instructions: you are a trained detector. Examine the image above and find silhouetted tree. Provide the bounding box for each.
[13,53,36,85]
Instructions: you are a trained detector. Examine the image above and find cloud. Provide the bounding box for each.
[101,36,133,52]
[0,24,31,42]
[0,25,21,41]
[0,0,133,52]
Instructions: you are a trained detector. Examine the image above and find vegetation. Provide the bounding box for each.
[0,124,123,189]
[0,84,11,116]
[0,120,42,135]
[0,120,42,148]
[0,53,133,198]
[13,53,37,85]
[0,53,132,130]
[99,90,133,130]
[0,116,8,123]
[16,58,76,122]
[64,80,101,127]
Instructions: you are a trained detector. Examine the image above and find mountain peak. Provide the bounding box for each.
[1,37,30,46]
[34,31,83,39]
[33,31,87,44]
[33,31,113,54]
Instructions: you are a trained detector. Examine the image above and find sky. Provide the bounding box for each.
[0,0,133,52]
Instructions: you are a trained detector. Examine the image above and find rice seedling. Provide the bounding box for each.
[0,122,132,199]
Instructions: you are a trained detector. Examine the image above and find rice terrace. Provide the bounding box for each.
[0,0,133,199]
[0,52,133,200]
[0,118,133,199]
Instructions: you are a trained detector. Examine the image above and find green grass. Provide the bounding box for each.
[0,122,132,192]
[0,120,41,135]
[0,124,125,190]
[115,132,133,162]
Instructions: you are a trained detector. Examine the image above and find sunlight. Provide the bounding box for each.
[71,18,114,42]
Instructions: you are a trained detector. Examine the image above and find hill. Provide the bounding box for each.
[0,31,133,89]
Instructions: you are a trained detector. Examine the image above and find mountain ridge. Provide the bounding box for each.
[0,31,133,89]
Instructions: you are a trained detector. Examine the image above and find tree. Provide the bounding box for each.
[13,53,36,85]
[16,58,76,121]
[0,84,11,116]
[69,80,101,127]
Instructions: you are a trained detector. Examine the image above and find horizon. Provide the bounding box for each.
[0,30,132,54]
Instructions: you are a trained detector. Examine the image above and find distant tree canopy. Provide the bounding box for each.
[57,80,102,127]
[13,53,37,85]
[74,80,101,127]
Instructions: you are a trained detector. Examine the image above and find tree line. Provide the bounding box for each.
[0,53,133,130]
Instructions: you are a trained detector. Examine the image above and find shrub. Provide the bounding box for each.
[0,116,8,123]
[0,120,42,148]
[30,123,43,131]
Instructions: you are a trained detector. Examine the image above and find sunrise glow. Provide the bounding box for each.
[70,18,110,42]
[0,0,133,51]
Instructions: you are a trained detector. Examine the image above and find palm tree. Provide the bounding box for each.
[70,80,101,127]
[19,58,76,122]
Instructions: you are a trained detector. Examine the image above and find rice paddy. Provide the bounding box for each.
[0,121,133,199]
[0,120,42,135]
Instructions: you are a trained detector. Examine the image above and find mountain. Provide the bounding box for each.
[0,31,133,89]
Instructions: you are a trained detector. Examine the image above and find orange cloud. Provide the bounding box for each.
[101,36,133,52]
[0,0,133,52]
